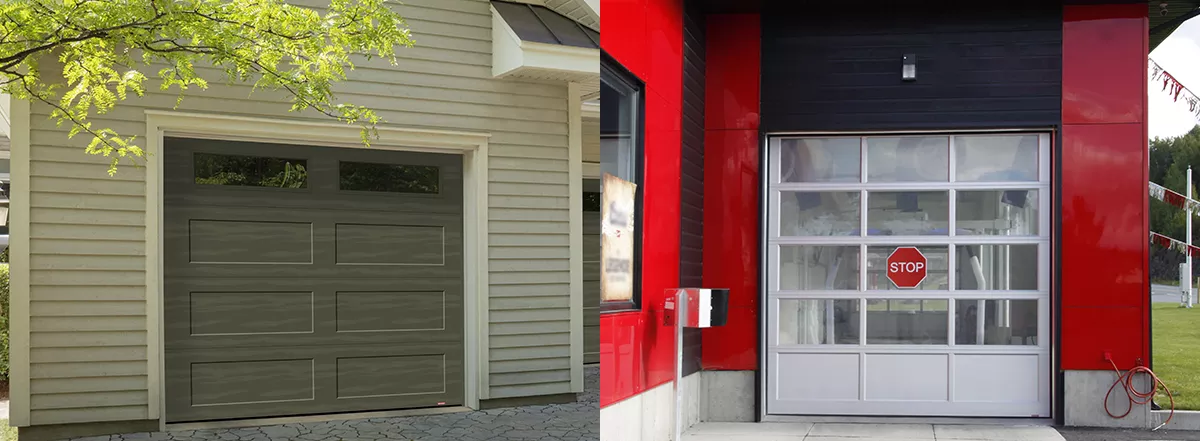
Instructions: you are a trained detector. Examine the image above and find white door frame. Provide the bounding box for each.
[758,129,1054,419]
[143,110,491,429]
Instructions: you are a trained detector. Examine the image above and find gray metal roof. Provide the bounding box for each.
[492,1,600,49]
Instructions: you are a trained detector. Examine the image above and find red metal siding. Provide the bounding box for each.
[1059,4,1149,370]
[701,14,761,371]
[599,0,686,408]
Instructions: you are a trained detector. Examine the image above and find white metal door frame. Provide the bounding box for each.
[758,130,1054,419]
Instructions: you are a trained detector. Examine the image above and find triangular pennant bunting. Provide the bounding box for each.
[1151,58,1200,122]
[1152,232,1200,257]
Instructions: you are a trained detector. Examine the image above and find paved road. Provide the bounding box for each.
[1153,284,1195,304]
[72,367,599,441]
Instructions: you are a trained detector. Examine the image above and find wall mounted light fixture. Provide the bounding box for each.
[902,54,917,81]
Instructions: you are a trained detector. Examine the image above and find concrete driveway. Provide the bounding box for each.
[71,367,598,441]
[683,422,1065,441]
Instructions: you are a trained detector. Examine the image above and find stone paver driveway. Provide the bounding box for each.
[73,367,598,441]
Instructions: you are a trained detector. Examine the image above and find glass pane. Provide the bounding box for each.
[339,162,439,194]
[779,245,860,290]
[779,299,860,345]
[866,191,949,235]
[194,153,307,188]
[957,190,1039,236]
[866,246,949,290]
[955,244,1039,290]
[601,65,639,184]
[866,298,948,344]
[954,299,1039,345]
[955,135,1038,182]
[866,136,949,182]
[779,138,861,183]
[584,191,601,212]
[0,159,10,174]
[779,191,860,236]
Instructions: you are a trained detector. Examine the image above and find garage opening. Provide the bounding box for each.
[162,137,465,422]
[764,132,1051,417]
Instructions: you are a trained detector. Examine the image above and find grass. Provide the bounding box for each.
[1153,303,1200,409]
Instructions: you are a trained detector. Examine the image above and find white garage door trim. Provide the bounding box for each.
[144,110,491,429]
[759,130,1053,419]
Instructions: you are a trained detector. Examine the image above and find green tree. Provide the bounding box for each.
[0,0,413,174]
[1150,125,1200,281]
[1151,126,1200,241]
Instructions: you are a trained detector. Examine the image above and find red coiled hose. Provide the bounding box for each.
[1104,359,1174,430]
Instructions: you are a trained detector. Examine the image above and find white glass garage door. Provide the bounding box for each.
[764,133,1052,418]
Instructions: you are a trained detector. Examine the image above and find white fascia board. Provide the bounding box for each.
[520,41,599,75]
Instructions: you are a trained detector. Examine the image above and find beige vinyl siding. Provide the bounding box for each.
[23,0,572,424]
[582,119,600,164]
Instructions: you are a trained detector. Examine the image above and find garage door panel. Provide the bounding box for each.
[165,284,463,350]
[165,277,461,293]
[165,343,463,422]
[168,264,464,281]
[334,223,449,266]
[185,290,316,336]
[166,210,463,279]
[165,191,464,215]
[187,219,315,264]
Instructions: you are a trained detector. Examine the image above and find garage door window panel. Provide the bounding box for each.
[194,152,309,188]
[866,191,949,236]
[339,161,441,194]
[957,190,1040,236]
[954,299,1039,346]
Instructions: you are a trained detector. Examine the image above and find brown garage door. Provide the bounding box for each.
[163,137,464,422]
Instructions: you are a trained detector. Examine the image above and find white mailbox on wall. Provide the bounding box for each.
[664,288,730,328]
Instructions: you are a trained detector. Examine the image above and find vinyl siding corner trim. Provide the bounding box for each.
[568,82,584,392]
[10,96,32,427]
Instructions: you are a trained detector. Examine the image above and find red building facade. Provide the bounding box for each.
[599,0,1171,437]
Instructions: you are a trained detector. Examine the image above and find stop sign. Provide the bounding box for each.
[887,247,927,289]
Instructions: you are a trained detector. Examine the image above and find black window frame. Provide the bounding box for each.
[599,50,646,313]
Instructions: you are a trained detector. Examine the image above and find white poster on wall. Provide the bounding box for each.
[601,172,636,303]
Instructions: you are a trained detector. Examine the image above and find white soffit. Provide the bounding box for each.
[545,0,599,31]
[492,1,600,85]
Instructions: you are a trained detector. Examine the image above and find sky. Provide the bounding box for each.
[1150,17,1200,139]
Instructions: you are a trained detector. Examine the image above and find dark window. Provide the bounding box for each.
[194,153,307,188]
[584,191,601,212]
[339,162,440,194]
[600,51,645,312]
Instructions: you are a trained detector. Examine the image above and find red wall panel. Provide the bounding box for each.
[701,14,761,371]
[599,0,686,408]
[1062,6,1147,125]
[1059,4,1149,371]
[602,0,649,80]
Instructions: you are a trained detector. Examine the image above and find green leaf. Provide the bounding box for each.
[0,0,414,173]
